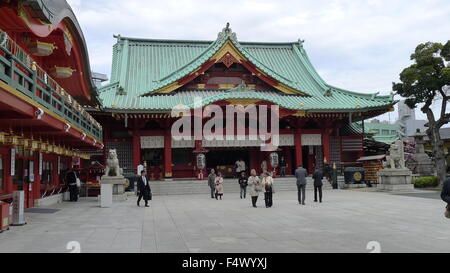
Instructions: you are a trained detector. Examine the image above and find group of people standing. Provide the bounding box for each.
[207,163,326,208]
[208,168,275,208]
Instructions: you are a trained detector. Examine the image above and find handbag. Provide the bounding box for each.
[445,205,450,219]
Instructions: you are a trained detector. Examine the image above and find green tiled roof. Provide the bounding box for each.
[102,89,394,112]
[354,121,401,144]
[99,25,394,111]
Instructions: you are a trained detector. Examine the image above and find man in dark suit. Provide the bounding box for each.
[295,164,308,205]
[66,168,78,202]
[313,168,323,203]
[137,170,151,207]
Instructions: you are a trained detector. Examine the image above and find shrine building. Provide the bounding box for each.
[91,24,395,180]
[0,1,103,207]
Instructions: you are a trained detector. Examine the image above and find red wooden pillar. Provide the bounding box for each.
[285,147,293,175]
[322,130,331,164]
[132,131,141,170]
[164,131,172,179]
[294,129,302,167]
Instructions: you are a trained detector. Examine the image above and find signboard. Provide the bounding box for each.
[10,148,15,176]
[301,134,322,146]
[12,191,25,226]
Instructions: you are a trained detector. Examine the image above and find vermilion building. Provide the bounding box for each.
[92,24,394,180]
[0,0,103,207]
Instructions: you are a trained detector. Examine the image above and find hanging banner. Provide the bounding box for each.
[39,152,43,176]
[57,156,60,175]
[29,161,34,182]
[10,148,15,176]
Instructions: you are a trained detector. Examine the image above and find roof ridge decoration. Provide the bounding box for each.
[217,22,237,41]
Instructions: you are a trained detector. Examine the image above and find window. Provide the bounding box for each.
[391,130,397,135]
[41,161,53,184]
[381,129,390,135]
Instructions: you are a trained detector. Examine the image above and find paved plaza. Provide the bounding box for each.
[0,188,449,253]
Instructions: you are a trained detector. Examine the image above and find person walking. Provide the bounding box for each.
[248,169,261,207]
[208,169,216,199]
[295,164,308,205]
[441,177,450,218]
[279,156,287,177]
[66,168,79,202]
[215,172,224,200]
[262,172,274,208]
[313,167,323,203]
[137,170,151,207]
[238,171,248,199]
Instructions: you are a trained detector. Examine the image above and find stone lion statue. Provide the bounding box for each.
[384,140,406,169]
[104,149,122,177]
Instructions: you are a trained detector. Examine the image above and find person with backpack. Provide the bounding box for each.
[262,172,274,208]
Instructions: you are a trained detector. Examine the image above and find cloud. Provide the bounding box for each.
[68,0,450,121]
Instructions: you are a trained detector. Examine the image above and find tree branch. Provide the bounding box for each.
[439,89,449,119]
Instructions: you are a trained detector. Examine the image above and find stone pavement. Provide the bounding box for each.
[0,189,449,253]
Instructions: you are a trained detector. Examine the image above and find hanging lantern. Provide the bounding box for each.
[39,142,47,152]
[0,132,6,143]
[5,134,19,145]
[50,66,76,79]
[18,138,30,148]
[270,152,279,168]
[30,140,39,150]
[46,144,54,153]
[28,41,57,56]
[196,153,206,170]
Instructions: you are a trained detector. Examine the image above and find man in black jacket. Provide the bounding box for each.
[137,170,151,207]
[313,168,323,203]
[66,168,78,202]
[441,177,450,218]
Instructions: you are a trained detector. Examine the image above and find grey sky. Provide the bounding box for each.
[68,0,450,122]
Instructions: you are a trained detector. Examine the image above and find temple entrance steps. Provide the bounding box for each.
[149,176,334,196]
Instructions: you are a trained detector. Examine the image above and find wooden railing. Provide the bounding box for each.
[0,29,103,141]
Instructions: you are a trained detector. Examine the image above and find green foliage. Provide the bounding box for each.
[412,176,439,188]
[392,41,450,109]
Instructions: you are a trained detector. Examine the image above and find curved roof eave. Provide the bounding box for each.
[23,0,100,105]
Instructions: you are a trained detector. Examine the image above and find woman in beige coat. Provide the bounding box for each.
[215,172,224,200]
[248,169,261,207]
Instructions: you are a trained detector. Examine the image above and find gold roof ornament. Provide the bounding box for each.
[50,66,76,79]
[28,40,57,57]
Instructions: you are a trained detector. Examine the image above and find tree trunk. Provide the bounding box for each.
[426,118,447,185]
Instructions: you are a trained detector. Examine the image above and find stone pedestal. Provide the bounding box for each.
[377,168,414,191]
[100,176,127,207]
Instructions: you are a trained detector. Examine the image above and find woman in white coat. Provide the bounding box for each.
[248,169,261,207]
[215,172,224,200]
